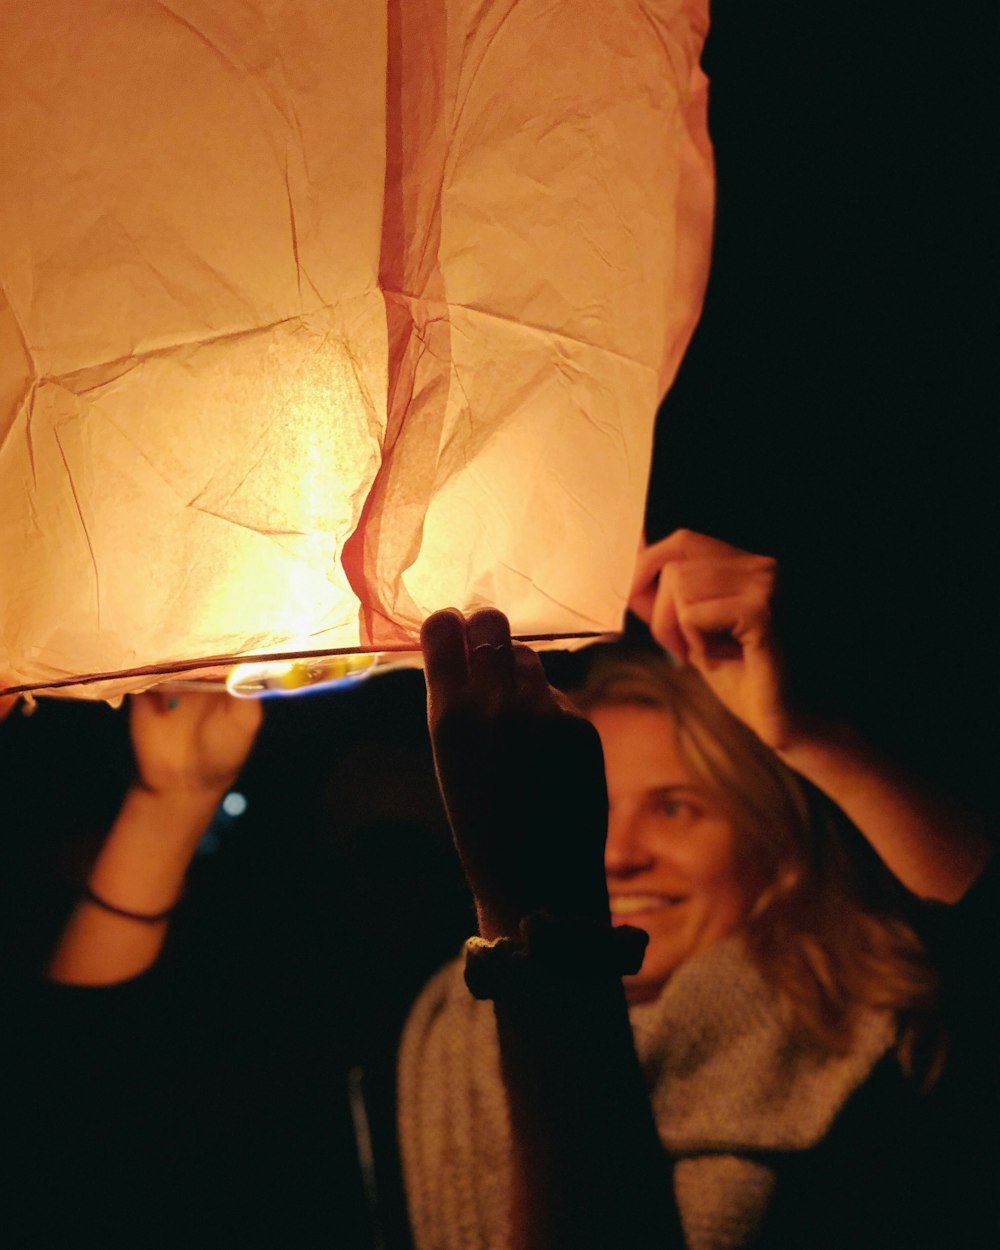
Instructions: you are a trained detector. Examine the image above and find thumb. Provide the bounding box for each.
[628,541,659,625]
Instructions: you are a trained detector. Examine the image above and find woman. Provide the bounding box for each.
[37,531,992,1248]
[405,530,992,1250]
[575,650,937,1046]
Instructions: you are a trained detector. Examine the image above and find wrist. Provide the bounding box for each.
[110,784,223,869]
[774,720,870,792]
[476,892,611,944]
[82,879,182,924]
[85,786,217,919]
[465,912,648,1001]
[125,779,227,823]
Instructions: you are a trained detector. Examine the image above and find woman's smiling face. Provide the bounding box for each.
[589,703,752,1002]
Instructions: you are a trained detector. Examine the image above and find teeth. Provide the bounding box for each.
[609,895,679,916]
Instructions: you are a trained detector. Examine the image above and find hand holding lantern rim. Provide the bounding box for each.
[630,529,991,902]
[420,607,610,941]
[630,528,794,752]
[129,688,262,800]
[48,689,262,986]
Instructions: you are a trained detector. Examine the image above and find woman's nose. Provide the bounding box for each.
[604,810,656,878]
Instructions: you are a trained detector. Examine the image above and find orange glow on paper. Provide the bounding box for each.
[0,1,713,700]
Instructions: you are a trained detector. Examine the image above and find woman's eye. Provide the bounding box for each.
[660,799,696,819]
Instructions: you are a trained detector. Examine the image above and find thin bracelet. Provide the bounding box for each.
[82,882,180,924]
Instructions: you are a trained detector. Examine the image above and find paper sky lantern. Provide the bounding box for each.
[0,1,713,701]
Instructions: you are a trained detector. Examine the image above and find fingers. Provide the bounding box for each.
[420,609,469,707]
[131,690,198,726]
[130,687,261,738]
[672,598,766,669]
[466,609,516,703]
[153,691,182,714]
[630,527,740,605]
[226,692,263,736]
[421,608,558,718]
[631,530,740,640]
[511,643,562,715]
[128,690,165,732]
[422,607,517,708]
[659,562,776,668]
[631,530,776,664]
[649,589,689,666]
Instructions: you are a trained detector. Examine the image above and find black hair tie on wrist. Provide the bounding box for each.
[82,882,180,924]
[464,912,649,1001]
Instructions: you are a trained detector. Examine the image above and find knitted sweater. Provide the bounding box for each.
[397,934,895,1250]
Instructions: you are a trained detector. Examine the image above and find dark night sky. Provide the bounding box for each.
[645,0,996,812]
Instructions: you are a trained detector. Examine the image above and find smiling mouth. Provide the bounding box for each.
[609,894,685,917]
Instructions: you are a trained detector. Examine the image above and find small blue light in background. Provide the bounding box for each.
[197,790,249,854]
[222,791,248,817]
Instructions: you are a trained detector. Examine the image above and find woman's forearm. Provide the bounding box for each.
[780,726,991,903]
[47,783,219,985]
[493,972,682,1250]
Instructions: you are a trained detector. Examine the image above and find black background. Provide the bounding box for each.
[646,0,996,812]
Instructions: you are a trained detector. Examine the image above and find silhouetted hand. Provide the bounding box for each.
[421,608,609,940]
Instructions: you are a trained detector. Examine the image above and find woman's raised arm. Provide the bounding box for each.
[420,608,681,1250]
[630,529,991,903]
[47,689,261,985]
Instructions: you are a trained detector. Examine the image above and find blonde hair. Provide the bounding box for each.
[571,648,940,1079]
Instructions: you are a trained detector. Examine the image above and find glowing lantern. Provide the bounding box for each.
[0,1,712,701]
